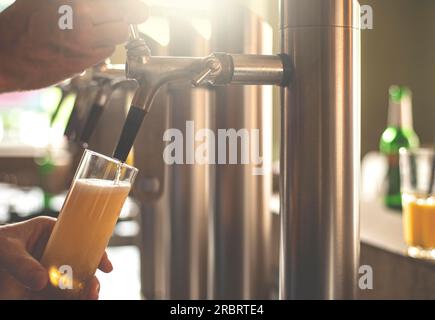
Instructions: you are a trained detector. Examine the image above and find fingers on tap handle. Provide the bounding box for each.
[113,106,146,162]
[121,0,149,24]
[90,0,149,47]
[79,103,105,146]
[91,0,149,25]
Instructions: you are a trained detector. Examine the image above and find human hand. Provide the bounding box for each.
[0,0,148,92]
[0,216,113,300]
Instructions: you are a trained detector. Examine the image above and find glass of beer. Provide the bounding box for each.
[400,148,435,259]
[40,149,138,299]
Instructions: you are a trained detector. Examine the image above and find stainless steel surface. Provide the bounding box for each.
[231,54,284,85]
[123,9,279,300]
[281,0,359,28]
[279,0,361,299]
[194,53,286,86]
[127,57,202,113]
[92,63,126,79]
[131,22,210,300]
[113,0,360,301]
[125,48,286,114]
[208,1,273,299]
[163,17,210,299]
[127,57,202,81]
[130,36,171,299]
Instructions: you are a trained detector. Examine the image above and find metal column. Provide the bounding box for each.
[165,17,210,299]
[209,1,273,299]
[279,0,361,299]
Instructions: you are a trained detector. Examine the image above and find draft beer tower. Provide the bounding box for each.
[279,0,361,299]
[85,0,361,299]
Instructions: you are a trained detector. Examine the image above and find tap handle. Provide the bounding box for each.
[129,25,141,40]
[79,80,138,146]
[126,25,151,62]
[79,101,105,147]
[192,67,213,87]
[113,105,147,162]
[50,88,67,126]
[64,103,80,141]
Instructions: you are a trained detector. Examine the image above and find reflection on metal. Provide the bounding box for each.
[165,17,210,299]
[279,0,361,299]
[131,20,211,300]
[231,54,284,85]
[208,1,272,299]
[130,36,170,300]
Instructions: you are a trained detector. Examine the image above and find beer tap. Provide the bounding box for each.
[50,79,74,126]
[63,69,95,142]
[62,62,136,146]
[78,64,137,147]
[113,25,292,162]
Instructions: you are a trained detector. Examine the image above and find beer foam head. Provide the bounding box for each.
[75,178,131,191]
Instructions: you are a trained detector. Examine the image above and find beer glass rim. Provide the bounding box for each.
[84,149,138,173]
[399,147,434,157]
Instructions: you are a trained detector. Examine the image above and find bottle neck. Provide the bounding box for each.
[388,94,413,129]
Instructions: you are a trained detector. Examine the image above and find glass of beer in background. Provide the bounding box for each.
[40,149,138,299]
[400,148,435,259]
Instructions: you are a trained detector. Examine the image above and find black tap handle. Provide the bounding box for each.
[50,91,66,126]
[64,105,79,141]
[79,102,105,146]
[113,105,146,162]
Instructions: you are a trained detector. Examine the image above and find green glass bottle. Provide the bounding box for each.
[37,152,56,212]
[380,86,420,210]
